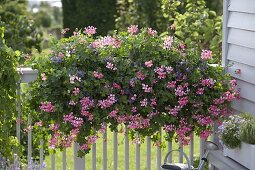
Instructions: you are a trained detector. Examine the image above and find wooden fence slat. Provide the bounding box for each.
[136,132,140,170]
[62,149,66,170]
[28,115,32,164]
[40,140,44,170]
[157,129,162,170]
[92,143,96,170]
[125,126,129,170]
[190,133,194,165]
[74,143,85,170]
[200,138,205,160]
[103,130,107,170]
[167,142,172,163]
[179,143,183,163]
[16,81,21,143]
[146,137,151,170]
[113,131,118,170]
[51,154,55,170]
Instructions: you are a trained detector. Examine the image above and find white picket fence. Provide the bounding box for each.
[16,68,216,170]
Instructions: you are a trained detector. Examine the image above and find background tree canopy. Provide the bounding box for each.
[61,0,117,36]
[0,0,42,60]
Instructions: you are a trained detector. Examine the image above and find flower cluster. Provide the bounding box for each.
[31,26,237,157]
[218,115,246,148]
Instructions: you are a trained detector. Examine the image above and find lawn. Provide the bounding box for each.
[44,129,201,170]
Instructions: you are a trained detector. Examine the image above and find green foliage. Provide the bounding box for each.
[61,0,117,36]
[0,0,42,58]
[206,0,223,15]
[0,27,20,159]
[240,116,255,144]
[34,11,52,28]
[115,0,167,33]
[162,0,222,63]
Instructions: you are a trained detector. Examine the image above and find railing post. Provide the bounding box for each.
[16,79,22,143]
[51,154,55,170]
[62,149,67,170]
[190,133,194,165]
[40,140,44,170]
[136,132,140,170]
[103,130,107,170]
[157,129,162,170]
[113,131,118,170]
[74,143,85,170]
[179,142,183,163]
[146,136,151,170]
[167,142,172,163]
[125,126,129,170]
[27,114,32,165]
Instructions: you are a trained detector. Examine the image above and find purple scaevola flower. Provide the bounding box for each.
[50,56,62,63]
[77,70,84,77]
[176,72,183,80]
[185,67,190,73]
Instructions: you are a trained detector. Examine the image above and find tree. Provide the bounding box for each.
[206,0,223,15]
[61,0,117,36]
[0,0,42,59]
[34,11,52,28]
[115,0,167,32]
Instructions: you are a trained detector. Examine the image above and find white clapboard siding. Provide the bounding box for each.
[228,12,255,31]
[228,0,255,14]
[224,0,255,115]
[236,79,255,103]
[226,61,255,85]
[231,98,255,115]
[228,28,255,49]
[227,44,255,67]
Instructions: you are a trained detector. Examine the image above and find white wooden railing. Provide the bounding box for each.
[16,67,217,170]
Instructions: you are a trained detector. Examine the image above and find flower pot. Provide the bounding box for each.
[223,142,255,170]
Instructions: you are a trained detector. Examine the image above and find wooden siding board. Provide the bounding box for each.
[227,61,255,85]
[228,0,255,14]
[222,0,231,67]
[231,98,255,115]
[228,12,255,31]
[228,28,255,49]
[236,80,255,103]
[227,44,255,67]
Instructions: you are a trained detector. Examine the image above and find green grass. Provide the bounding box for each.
[45,130,201,170]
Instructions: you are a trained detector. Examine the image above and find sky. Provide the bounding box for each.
[28,0,62,8]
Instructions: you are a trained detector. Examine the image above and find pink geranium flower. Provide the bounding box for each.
[201,50,212,60]
[93,71,104,79]
[163,36,173,49]
[128,25,138,35]
[41,73,47,81]
[145,60,153,67]
[39,101,55,113]
[147,28,157,36]
[84,26,97,35]
[73,87,80,96]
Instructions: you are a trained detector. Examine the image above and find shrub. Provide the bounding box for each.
[162,0,222,63]
[30,26,237,157]
[0,27,20,160]
[240,117,255,145]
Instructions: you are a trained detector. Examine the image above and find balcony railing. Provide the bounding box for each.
[14,67,247,170]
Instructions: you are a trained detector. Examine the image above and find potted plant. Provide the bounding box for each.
[219,114,255,170]
[29,26,237,157]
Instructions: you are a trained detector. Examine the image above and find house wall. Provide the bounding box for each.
[223,0,255,114]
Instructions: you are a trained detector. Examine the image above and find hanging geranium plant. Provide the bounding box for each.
[30,26,237,156]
